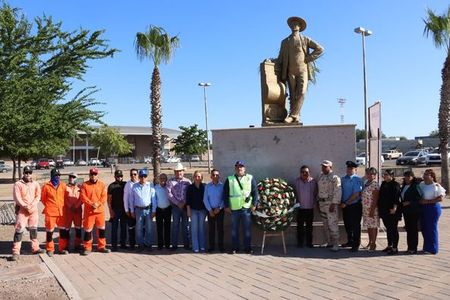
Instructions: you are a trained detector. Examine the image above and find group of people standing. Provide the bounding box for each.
[11,160,259,259]
[295,160,445,254]
[11,158,444,260]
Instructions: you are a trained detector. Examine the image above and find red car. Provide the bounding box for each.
[37,158,50,169]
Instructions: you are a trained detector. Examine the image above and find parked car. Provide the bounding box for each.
[88,158,100,166]
[48,159,55,167]
[30,160,37,169]
[101,158,116,168]
[37,158,50,169]
[382,149,403,160]
[190,155,200,162]
[63,159,74,167]
[356,152,384,166]
[0,162,12,173]
[56,159,64,169]
[166,156,181,163]
[76,159,87,166]
[425,148,450,165]
[396,150,428,165]
[144,156,152,164]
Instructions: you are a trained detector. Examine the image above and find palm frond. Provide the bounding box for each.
[424,7,450,52]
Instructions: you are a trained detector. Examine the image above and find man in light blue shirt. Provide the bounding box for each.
[203,169,225,252]
[130,168,156,251]
[340,161,363,252]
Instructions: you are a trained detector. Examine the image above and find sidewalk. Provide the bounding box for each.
[50,205,450,300]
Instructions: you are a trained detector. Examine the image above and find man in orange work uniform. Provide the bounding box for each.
[11,166,45,261]
[80,168,111,255]
[64,172,83,251]
[41,168,68,256]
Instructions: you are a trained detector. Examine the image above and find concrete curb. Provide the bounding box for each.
[39,254,82,300]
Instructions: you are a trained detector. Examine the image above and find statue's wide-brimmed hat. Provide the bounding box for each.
[287,16,307,32]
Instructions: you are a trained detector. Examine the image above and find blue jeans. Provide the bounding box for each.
[421,203,442,254]
[190,209,207,251]
[231,208,252,251]
[171,205,189,248]
[135,207,153,247]
[111,209,127,248]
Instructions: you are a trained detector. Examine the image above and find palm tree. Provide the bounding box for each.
[424,7,450,191]
[135,26,180,179]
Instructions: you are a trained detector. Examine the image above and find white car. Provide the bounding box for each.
[425,148,450,165]
[356,152,384,166]
[166,156,181,163]
[190,155,200,162]
[88,158,101,166]
[48,159,55,167]
[63,158,74,166]
[76,159,87,166]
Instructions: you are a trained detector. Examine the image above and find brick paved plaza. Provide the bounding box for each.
[44,204,450,300]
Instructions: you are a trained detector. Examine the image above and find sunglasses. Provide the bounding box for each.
[212,174,220,177]
[24,172,33,175]
[131,173,138,176]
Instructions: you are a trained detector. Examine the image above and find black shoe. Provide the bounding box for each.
[98,248,111,253]
[219,248,226,253]
[406,249,417,255]
[111,247,118,252]
[244,248,254,254]
[341,242,352,248]
[207,248,215,253]
[184,245,191,250]
[387,248,398,255]
[136,246,145,252]
[120,245,129,250]
[349,247,359,252]
[157,246,163,251]
[382,246,392,252]
[307,244,314,248]
[170,246,178,251]
[231,249,239,254]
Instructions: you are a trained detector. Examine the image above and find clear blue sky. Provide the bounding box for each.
[9,0,448,138]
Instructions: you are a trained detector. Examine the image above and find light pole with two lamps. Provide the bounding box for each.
[198,82,211,174]
[354,26,372,168]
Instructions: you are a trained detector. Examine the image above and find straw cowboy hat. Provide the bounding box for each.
[174,162,185,171]
[287,16,307,32]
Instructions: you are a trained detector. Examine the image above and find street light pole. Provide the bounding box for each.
[198,82,211,174]
[354,27,372,168]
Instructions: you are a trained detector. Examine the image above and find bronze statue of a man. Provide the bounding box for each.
[277,16,323,124]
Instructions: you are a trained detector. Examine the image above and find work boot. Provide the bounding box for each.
[59,250,69,255]
[47,251,54,257]
[331,245,339,252]
[98,248,111,254]
[11,254,19,261]
[32,248,45,255]
[81,249,91,256]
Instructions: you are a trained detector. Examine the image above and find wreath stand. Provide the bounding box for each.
[261,230,287,254]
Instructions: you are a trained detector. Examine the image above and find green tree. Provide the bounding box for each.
[0,3,116,180]
[429,129,439,137]
[171,124,207,168]
[134,26,180,179]
[424,7,450,190]
[90,126,133,158]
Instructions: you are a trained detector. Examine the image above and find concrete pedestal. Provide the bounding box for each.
[211,124,357,249]
[212,124,356,182]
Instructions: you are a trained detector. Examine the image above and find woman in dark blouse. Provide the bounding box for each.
[399,171,422,254]
[186,171,207,253]
[378,169,401,255]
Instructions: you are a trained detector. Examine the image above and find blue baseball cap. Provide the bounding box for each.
[234,160,245,167]
[138,169,148,177]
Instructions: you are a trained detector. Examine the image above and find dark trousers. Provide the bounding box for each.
[128,215,136,248]
[403,212,419,251]
[111,209,127,248]
[342,202,362,248]
[156,206,172,249]
[208,209,224,250]
[381,214,399,248]
[296,208,314,247]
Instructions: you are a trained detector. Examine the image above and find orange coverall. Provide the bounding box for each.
[65,184,82,249]
[41,181,68,252]
[80,180,107,251]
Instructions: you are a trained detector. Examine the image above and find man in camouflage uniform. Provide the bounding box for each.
[317,160,342,252]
